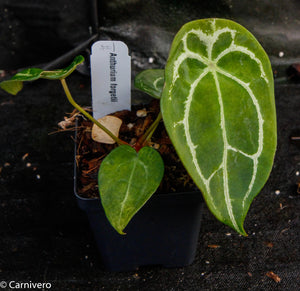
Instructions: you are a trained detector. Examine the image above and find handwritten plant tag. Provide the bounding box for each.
[91,41,131,119]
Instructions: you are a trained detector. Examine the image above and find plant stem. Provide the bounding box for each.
[136,111,162,149]
[60,78,126,145]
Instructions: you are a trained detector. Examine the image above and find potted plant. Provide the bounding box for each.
[0,18,276,271]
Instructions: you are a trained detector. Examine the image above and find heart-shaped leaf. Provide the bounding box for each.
[161,19,277,235]
[134,69,165,99]
[0,55,84,95]
[98,145,164,234]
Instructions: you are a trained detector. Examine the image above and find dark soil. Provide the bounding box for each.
[75,99,198,198]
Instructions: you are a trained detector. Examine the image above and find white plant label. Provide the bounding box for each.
[91,41,131,120]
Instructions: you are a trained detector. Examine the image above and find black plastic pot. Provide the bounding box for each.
[74,127,204,272]
[74,190,203,271]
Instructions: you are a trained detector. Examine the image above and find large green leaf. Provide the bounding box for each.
[161,19,277,235]
[134,69,165,99]
[0,55,84,95]
[98,145,164,234]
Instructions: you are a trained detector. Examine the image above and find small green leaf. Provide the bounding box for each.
[134,69,165,99]
[42,55,85,80]
[98,145,164,234]
[0,80,23,95]
[0,55,84,95]
[161,19,277,235]
[0,68,44,95]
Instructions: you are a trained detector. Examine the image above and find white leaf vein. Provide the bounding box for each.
[153,76,163,90]
[118,159,137,228]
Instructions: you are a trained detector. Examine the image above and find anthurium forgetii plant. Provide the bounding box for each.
[0,18,276,236]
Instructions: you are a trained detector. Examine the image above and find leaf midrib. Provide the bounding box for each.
[118,159,138,228]
[213,70,241,232]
